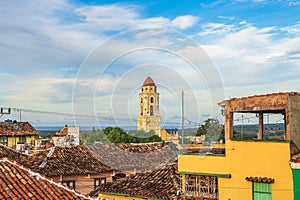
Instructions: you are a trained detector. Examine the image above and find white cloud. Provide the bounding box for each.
[171,15,199,30]
[76,5,198,31]
[198,22,300,95]
[198,22,236,36]
[280,22,300,35]
[287,1,300,6]
[1,0,300,125]
[75,5,140,31]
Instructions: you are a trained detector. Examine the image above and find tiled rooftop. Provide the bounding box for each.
[143,76,155,86]
[114,142,165,153]
[86,142,177,172]
[52,126,68,137]
[245,176,275,183]
[290,143,300,163]
[27,145,112,176]
[91,163,180,199]
[0,158,94,199]
[0,144,29,165]
[0,122,37,136]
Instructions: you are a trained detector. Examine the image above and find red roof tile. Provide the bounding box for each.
[143,76,155,86]
[28,145,112,176]
[0,122,37,136]
[52,126,68,137]
[91,163,180,199]
[87,142,177,172]
[0,158,95,199]
[245,176,274,183]
[290,143,300,163]
[0,144,29,165]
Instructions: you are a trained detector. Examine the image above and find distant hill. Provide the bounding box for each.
[233,123,285,140]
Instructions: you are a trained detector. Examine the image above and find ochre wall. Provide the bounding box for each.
[7,135,36,148]
[161,128,178,141]
[178,140,294,200]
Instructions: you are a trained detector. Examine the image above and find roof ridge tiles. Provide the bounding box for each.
[0,158,96,200]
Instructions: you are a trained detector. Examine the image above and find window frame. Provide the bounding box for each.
[0,136,8,145]
[61,180,76,190]
[94,177,106,189]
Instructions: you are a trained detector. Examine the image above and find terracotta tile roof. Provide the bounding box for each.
[27,145,112,176]
[86,142,177,172]
[0,122,37,136]
[143,76,155,86]
[0,144,29,165]
[52,126,68,137]
[0,158,94,199]
[91,163,180,199]
[245,176,275,183]
[115,142,165,153]
[290,143,300,163]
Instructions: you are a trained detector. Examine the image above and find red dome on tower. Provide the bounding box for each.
[143,76,155,86]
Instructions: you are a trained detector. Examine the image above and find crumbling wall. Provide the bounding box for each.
[288,95,300,148]
[226,93,289,112]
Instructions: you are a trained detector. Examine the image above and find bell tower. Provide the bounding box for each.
[137,76,161,136]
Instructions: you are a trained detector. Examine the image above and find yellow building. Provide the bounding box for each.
[178,92,300,200]
[0,121,37,151]
[160,128,179,142]
[137,76,161,136]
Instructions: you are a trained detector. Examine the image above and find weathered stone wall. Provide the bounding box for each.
[288,95,300,148]
[225,93,289,112]
[222,92,300,141]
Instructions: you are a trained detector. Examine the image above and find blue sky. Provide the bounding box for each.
[0,0,300,127]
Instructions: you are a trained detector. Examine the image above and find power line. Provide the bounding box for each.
[1,107,182,126]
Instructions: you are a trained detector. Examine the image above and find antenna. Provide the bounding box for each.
[181,91,184,145]
[0,107,11,119]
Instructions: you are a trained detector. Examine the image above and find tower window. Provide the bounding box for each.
[150,105,153,116]
[142,88,143,92]
[150,97,154,103]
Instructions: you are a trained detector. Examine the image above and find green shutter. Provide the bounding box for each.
[0,137,8,145]
[253,182,272,200]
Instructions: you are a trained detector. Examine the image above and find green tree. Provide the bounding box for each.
[197,118,218,136]
[80,127,163,144]
[196,118,224,142]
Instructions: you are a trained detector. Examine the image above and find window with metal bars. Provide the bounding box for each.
[184,174,218,199]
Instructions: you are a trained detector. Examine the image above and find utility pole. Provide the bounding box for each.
[181,91,184,145]
[241,115,244,139]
